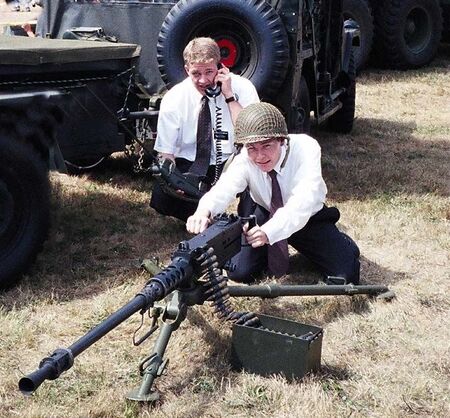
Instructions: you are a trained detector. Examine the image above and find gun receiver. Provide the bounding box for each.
[18,214,247,395]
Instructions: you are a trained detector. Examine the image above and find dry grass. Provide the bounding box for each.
[1,46,449,418]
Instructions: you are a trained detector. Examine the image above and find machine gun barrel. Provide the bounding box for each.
[19,296,147,395]
[19,257,194,395]
[19,214,243,395]
[228,284,391,298]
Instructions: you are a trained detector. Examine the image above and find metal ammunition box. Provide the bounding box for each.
[230,314,323,380]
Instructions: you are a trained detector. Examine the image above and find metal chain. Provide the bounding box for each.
[119,66,135,117]
[124,117,156,174]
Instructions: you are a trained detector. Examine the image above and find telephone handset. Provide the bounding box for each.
[205,82,222,98]
[205,63,223,98]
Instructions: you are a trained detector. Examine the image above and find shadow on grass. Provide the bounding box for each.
[67,152,155,195]
[315,117,449,201]
[0,182,187,311]
[357,42,450,80]
[161,308,232,395]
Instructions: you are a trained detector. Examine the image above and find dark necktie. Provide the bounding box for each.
[267,170,289,277]
[190,96,212,176]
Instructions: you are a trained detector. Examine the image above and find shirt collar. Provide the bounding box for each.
[271,142,287,175]
[185,77,206,101]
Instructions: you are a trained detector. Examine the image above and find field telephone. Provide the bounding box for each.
[205,63,223,98]
[201,63,228,185]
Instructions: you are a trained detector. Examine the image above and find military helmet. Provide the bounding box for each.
[235,102,288,144]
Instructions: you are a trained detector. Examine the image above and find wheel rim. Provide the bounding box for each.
[216,38,239,68]
[189,18,258,78]
[404,8,432,54]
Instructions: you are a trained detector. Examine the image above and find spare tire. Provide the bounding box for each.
[343,0,374,71]
[157,0,290,99]
[373,0,443,69]
[0,136,50,289]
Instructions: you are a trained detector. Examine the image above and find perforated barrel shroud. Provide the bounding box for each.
[230,314,323,380]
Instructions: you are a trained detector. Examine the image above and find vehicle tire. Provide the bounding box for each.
[0,135,50,289]
[157,0,290,99]
[373,0,443,69]
[342,0,374,71]
[327,49,356,134]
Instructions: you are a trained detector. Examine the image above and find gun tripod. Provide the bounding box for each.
[126,274,394,404]
[126,285,204,402]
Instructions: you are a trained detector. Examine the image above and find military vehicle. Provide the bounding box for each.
[343,0,450,70]
[0,0,359,289]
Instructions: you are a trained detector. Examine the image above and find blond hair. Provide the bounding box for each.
[183,37,221,66]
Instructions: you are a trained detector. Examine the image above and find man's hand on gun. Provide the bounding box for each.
[158,152,175,164]
[243,223,269,248]
[187,212,269,248]
[186,209,212,234]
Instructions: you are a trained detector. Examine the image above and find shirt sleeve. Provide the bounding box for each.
[261,138,327,244]
[233,77,259,107]
[154,90,181,154]
[197,155,249,216]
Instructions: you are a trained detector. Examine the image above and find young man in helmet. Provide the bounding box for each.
[151,37,259,221]
[186,102,360,284]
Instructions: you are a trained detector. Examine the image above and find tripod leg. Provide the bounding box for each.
[126,291,188,403]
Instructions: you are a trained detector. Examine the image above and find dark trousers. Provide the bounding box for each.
[150,158,222,222]
[229,196,360,284]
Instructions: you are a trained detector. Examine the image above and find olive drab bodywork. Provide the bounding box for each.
[0,0,358,288]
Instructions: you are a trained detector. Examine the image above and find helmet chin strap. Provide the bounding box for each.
[280,138,290,169]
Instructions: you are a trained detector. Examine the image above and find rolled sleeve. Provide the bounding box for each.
[154,97,181,154]
[234,78,259,107]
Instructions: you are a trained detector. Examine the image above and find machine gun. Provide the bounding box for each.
[19,214,394,403]
[150,157,209,202]
[18,214,256,398]
[120,108,209,202]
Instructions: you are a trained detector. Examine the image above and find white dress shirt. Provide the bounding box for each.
[155,74,259,164]
[197,134,328,244]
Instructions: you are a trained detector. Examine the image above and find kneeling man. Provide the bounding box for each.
[186,102,360,284]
